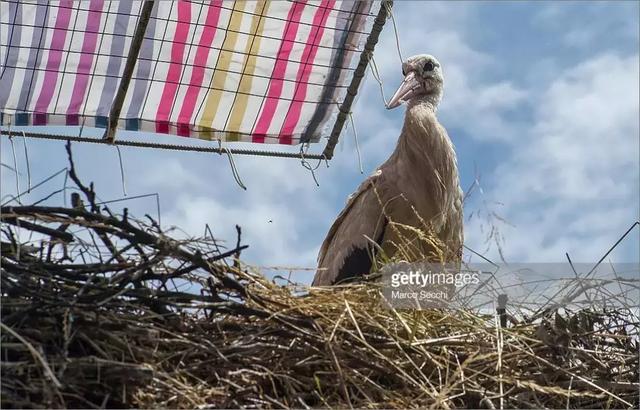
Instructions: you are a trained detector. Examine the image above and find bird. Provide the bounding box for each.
[313,54,463,286]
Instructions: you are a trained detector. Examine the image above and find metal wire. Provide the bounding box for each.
[0,130,325,159]
[115,145,127,196]
[334,101,363,174]
[368,53,389,108]
[6,126,22,204]
[348,111,363,174]
[385,1,403,65]
[217,140,247,190]
[299,143,327,187]
[19,131,32,193]
[0,167,68,207]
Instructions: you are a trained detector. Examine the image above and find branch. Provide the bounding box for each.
[65,141,97,212]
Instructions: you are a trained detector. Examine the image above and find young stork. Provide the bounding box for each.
[313,54,463,286]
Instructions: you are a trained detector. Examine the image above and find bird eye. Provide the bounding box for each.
[423,61,435,72]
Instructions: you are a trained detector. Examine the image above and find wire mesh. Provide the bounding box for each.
[0,0,386,153]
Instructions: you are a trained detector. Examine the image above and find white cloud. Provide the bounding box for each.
[139,157,207,192]
[533,3,639,50]
[164,194,305,264]
[467,53,639,262]
[502,53,638,201]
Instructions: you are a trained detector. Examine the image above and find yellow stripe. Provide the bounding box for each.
[199,1,247,139]
[225,0,270,141]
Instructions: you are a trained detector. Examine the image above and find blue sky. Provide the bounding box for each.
[2,1,638,283]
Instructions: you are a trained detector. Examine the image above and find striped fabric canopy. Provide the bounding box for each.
[0,1,377,145]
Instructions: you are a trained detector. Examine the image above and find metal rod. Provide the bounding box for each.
[104,0,155,143]
[321,0,391,160]
[0,130,324,159]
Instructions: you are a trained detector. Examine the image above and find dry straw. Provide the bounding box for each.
[1,144,638,408]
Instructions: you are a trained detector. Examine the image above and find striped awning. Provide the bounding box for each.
[0,1,379,146]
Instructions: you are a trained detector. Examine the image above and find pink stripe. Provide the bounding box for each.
[279,1,335,144]
[156,1,191,133]
[66,0,104,118]
[33,1,73,115]
[251,1,307,143]
[177,0,222,134]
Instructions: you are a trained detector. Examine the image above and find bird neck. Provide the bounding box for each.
[394,102,456,172]
[406,90,441,112]
[389,97,460,227]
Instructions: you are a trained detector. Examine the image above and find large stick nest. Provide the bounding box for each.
[1,146,638,409]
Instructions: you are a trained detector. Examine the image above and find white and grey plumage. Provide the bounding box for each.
[313,54,463,286]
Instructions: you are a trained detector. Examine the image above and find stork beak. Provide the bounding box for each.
[387,71,423,109]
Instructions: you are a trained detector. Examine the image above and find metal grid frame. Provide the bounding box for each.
[0,1,391,160]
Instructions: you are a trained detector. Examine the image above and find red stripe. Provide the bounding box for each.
[156,1,191,134]
[279,1,335,144]
[33,1,73,116]
[251,1,307,143]
[66,0,104,121]
[177,0,222,136]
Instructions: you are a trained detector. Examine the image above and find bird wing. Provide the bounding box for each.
[313,170,388,286]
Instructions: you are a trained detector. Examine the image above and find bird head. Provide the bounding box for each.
[387,54,443,110]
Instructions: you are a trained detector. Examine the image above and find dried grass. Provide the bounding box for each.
[1,144,638,408]
[2,203,638,408]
